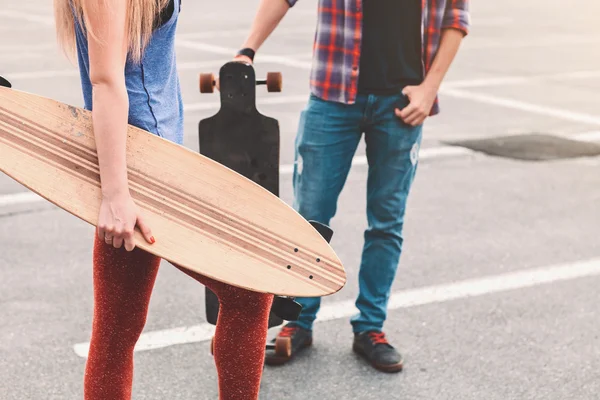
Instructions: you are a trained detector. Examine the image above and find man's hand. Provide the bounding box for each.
[395,28,465,127]
[234,55,253,65]
[395,83,438,127]
[214,55,253,91]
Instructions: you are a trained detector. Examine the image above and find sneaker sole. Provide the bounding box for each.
[352,343,404,373]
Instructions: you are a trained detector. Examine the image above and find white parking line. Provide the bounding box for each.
[73,257,600,358]
[175,39,313,69]
[0,192,44,207]
[442,70,600,89]
[185,83,600,131]
[177,26,316,40]
[279,147,474,174]
[0,10,54,25]
[184,95,309,112]
[3,60,225,81]
[0,146,472,209]
[440,88,600,126]
[573,131,600,142]
[0,43,57,51]
[2,70,80,80]
[463,35,600,50]
[5,62,600,93]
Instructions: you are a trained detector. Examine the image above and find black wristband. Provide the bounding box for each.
[236,47,255,61]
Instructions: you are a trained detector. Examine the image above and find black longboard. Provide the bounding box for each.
[198,61,286,329]
[197,62,335,351]
[0,76,11,88]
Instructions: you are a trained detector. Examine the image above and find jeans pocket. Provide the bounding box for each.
[395,93,411,111]
[393,94,412,128]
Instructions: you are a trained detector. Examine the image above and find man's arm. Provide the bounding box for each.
[397,0,470,126]
[425,0,470,88]
[421,29,464,93]
[441,0,470,36]
[235,0,295,63]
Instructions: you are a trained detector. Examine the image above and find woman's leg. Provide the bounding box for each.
[84,235,162,400]
[174,266,273,400]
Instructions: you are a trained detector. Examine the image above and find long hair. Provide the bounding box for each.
[53,0,169,63]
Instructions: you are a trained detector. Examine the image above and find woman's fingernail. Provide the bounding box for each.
[150,236,156,244]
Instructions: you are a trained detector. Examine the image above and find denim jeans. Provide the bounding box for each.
[291,92,423,333]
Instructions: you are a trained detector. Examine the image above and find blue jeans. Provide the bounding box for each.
[291,93,423,333]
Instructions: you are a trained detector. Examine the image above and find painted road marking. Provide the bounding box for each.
[573,131,600,142]
[175,40,313,69]
[279,147,474,174]
[0,10,54,25]
[0,192,44,208]
[3,60,225,81]
[440,88,600,126]
[73,257,600,357]
[0,146,473,209]
[4,129,600,210]
[442,70,600,89]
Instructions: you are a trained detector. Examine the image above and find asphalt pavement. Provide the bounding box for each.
[1,0,600,399]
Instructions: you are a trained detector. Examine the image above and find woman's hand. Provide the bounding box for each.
[97,190,154,252]
[81,0,154,252]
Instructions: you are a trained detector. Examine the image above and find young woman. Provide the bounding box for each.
[53,1,272,399]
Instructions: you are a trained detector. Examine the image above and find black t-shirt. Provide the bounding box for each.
[357,0,422,95]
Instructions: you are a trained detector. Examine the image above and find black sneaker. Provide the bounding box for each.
[352,331,403,373]
[264,323,312,366]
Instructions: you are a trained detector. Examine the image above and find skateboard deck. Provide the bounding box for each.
[0,82,346,297]
[199,62,312,327]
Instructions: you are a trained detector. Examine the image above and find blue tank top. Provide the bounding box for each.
[73,0,184,145]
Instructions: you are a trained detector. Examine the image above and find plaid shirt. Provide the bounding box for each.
[286,0,470,115]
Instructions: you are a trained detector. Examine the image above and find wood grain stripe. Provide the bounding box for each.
[0,108,343,290]
[0,102,345,282]
[0,126,336,292]
[25,105,343,273]
[28,107,342,267]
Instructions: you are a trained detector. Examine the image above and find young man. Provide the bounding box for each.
[234,0,470,372]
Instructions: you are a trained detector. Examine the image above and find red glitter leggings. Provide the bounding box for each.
[84,236,273,400]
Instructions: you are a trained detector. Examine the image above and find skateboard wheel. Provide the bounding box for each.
[274,336,292,358]
[210,336,215,355]
[266,72,282,92]
[199,73,215,93]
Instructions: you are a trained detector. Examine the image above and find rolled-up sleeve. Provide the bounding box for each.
[442,0,471,36]
[286,0,298,7]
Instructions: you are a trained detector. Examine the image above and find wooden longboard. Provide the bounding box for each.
[0,85,346,297]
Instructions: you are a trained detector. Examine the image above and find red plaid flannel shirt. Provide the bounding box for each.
[286,0,470,115]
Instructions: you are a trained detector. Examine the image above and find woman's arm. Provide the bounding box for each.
[85,0,129,196]
[83,0,153,250]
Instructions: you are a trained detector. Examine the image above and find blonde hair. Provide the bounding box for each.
[53,0,169,63]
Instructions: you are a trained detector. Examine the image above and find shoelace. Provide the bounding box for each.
[279,326,299,338]
[368,331,389,346]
